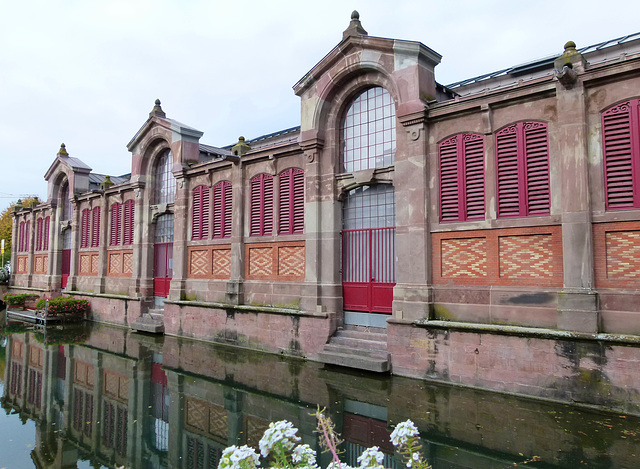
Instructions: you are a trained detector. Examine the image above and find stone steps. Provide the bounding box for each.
[131,309,164,334]
[318,326,390,373]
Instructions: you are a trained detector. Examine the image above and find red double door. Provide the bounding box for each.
[342,226,396,314]
[61,249,71,289]
[153,243,173,297]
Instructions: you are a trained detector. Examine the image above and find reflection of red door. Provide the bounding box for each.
[61,249,71,289]
[153,243,173,297]
[342,227,395,314]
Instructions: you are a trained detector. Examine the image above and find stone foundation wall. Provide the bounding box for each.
[163,302,335,357]
[388,320,640,414]
[72,293,143,326]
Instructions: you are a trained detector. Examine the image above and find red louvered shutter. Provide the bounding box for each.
[43,217,50,251]
[201,186,210,239]
[292,169,304,234]
[19,221,25,252]
[496,125,522,217]
[464,134,485,220]
[91,207,101,247]
[36,218,43,251]
[439,136,461,222]
[223,182,232,238]
[81,209,90,248]
[25,221,30,252]
[123,200,134,245]
[192,187,201,240]
[263,175,273,236]
[110,203,121,246]
[524,122,550,215]
[279,170,291,234]
[602,100,640,210]
[250,176,261,236]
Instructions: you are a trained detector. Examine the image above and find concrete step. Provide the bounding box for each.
[321,343,389,360]
[333,329,387,344]
[327,335,387,351]
[131,315,164,334]
[318,349,390,373]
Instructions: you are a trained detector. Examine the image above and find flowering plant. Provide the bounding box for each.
[217,408,430,469]
[35,296,89,317]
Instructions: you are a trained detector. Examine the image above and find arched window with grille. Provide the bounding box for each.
[154,150,175,204]
[60,182,72,221]
[340,87,396,173]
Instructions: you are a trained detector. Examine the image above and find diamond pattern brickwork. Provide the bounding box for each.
[208,405,228,440]
[185,398,208,433]
[123,252,133,274]
[17,256,27,274]
[278,246,305,278]
[34,256,43,274]
[91,254,99,274]
[249,247,273,277]
[79,254,91,274]
[606,231,640,279]
[189,249,210,277]
[499,234,553,278]
[109,253,122,274]
[441,238,487,277]
[212,249,231,279]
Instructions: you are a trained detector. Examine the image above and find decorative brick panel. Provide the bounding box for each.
[74,361,94,389]
[441,238,487,277]
[12,341,23,360]
[184,397,228,442]
[79,252,99,276]
[186,245,231,280]
[245,241,305,281]
[189,248,211,278]
[185,398,208,432]
[103,370,128,402]
[244,415,270,448]
[594,221,640,288]
[212,248,231,279]
[107,250,133,277]
[16,256,27,274]
[432,226,562,286]
[29,346,43,369]
[33,254,48,274]
[499,234,553,278]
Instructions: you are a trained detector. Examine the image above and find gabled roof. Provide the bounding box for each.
[44,154,92,181]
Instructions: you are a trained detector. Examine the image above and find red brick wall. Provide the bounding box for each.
[79,252,99,276]
[245,241,305,281]
[33,254,48,274]
[106,250,133,277]
[187,245,232,280]
[594,221,640,289]
[432,226,563,286]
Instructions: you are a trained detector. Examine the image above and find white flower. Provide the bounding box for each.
[219,445,260,469]
[292,444,318,467]
[327,462,354,469]
[390,420,419,447]
[258,420,301,457]
[357,446,385,469]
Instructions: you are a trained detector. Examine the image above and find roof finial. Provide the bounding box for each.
[231,136,251,156]
[58,143,68,157]
[343,10,368,40]
[150,98,166,118]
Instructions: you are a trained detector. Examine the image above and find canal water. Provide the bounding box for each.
[0,321,638,469]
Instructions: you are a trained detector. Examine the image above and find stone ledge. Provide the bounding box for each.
[67,291,141,301]
[408,319,640,345]
[8,286,47,292]
[165,299,328,318]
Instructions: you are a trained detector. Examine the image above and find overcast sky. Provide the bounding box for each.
[2,0,639,212]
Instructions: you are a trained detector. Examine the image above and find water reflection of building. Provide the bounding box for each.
[2,325,639,469]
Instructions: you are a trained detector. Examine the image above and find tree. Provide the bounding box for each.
[0,196,42,264]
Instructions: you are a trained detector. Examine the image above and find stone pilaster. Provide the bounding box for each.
[554,42,598,333]
[169,172,189,301]
[227,154,246,304]
[66,199,80,291]
[96,196,109,293]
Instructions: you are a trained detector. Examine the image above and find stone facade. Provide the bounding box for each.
[9,14,640,407]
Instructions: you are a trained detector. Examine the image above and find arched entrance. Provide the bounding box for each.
[342,184,396,315]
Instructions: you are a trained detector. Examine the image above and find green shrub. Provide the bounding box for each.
[35,296,90,316]
[3,293,39,307]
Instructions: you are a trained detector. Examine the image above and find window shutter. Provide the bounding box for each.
[19,221,25,252]
[25,221,30,252]
[263,175,273,236]
[278,170,291,234]
[496,125,522,217]
[81,209,90,248]
[223,182,232,238]
[43,217,50,251]
[192,187,201,240]
[123,200,134,245]
[91,207,101,247]
[292,168,304,234]
[110,204,121,246]
[602,100,640,209]
[36,218,43,251]
[463,135,485,220]
[523,122,550,215]
[439,136,460,222]
[250,175,273,236]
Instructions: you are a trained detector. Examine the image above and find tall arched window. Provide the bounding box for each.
[60,182,72,221]
[340,87,396,173]
[154,150,175,204]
